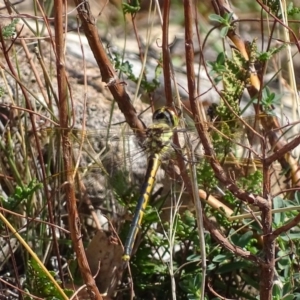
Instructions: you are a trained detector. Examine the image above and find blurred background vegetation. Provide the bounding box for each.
[0,0,300,299]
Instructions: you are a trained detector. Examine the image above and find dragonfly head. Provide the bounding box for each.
[152,107,179,128]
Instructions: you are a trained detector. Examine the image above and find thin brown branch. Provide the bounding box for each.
[270,212,300,241]
[162,0,173,107]
[203,214,262,264]
[54,0,102,298]
[265,134,300,166]
[207,280,235,300]
[73,0,146,141]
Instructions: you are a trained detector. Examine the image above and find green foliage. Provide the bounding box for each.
[272,195,300,229]
[179,273,204,300]
[1,18,19,38]
[207,247,260,298]
[123,0,141,14]
[273,280,295,300]
[257,45,286,61]
[211,119,235,154]
[110,170,139,206]
[208,41,254,123]
[197,159,218,192]
[0,179,42,210]
[263,0,280,14]
[207,52,226,84]
[113,52,161,93]
[121,180,300,299]
[287,2,300,16]
[222,188,234,202]
[209,13,235,37]
[25,260,73,300]
[239,170,263,194]
[220,49,249,110]
[253,86,281,115]
[113,52,137,81]
[231,230,257,252]
[120,210,205,299]
[141,59,163,93]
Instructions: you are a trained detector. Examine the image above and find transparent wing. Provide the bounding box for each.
[34,125,149,205]
[0,112,284,207]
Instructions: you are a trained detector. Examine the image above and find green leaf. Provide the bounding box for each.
[294,191,300,204]
[25,259,73,299]
[283,281,293,296]
[123,0,141,14]
[1,18,19,38]
[206,262,216,271]
[208,14,225,23]
[282,296,295,300]
[287,2,300,16]
[277,256,290,271]
[272,282,282,297]
[236,231,253,248]
[220,26,229,38]
[186,254,201,261]
[212,254,229,263]
[293,293,300,300]
[273,197,285,226]
[280,232,300,241]
[216,261,250,274]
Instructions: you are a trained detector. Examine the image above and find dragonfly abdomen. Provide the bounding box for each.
[123,154,162,260]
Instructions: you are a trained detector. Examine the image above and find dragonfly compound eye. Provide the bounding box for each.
[153,107,178,128]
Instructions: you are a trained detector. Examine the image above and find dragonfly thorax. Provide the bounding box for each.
[143,123,174,158]
[142,107,179,159]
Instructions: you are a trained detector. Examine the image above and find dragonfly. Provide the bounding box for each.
[122,106,179,261]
